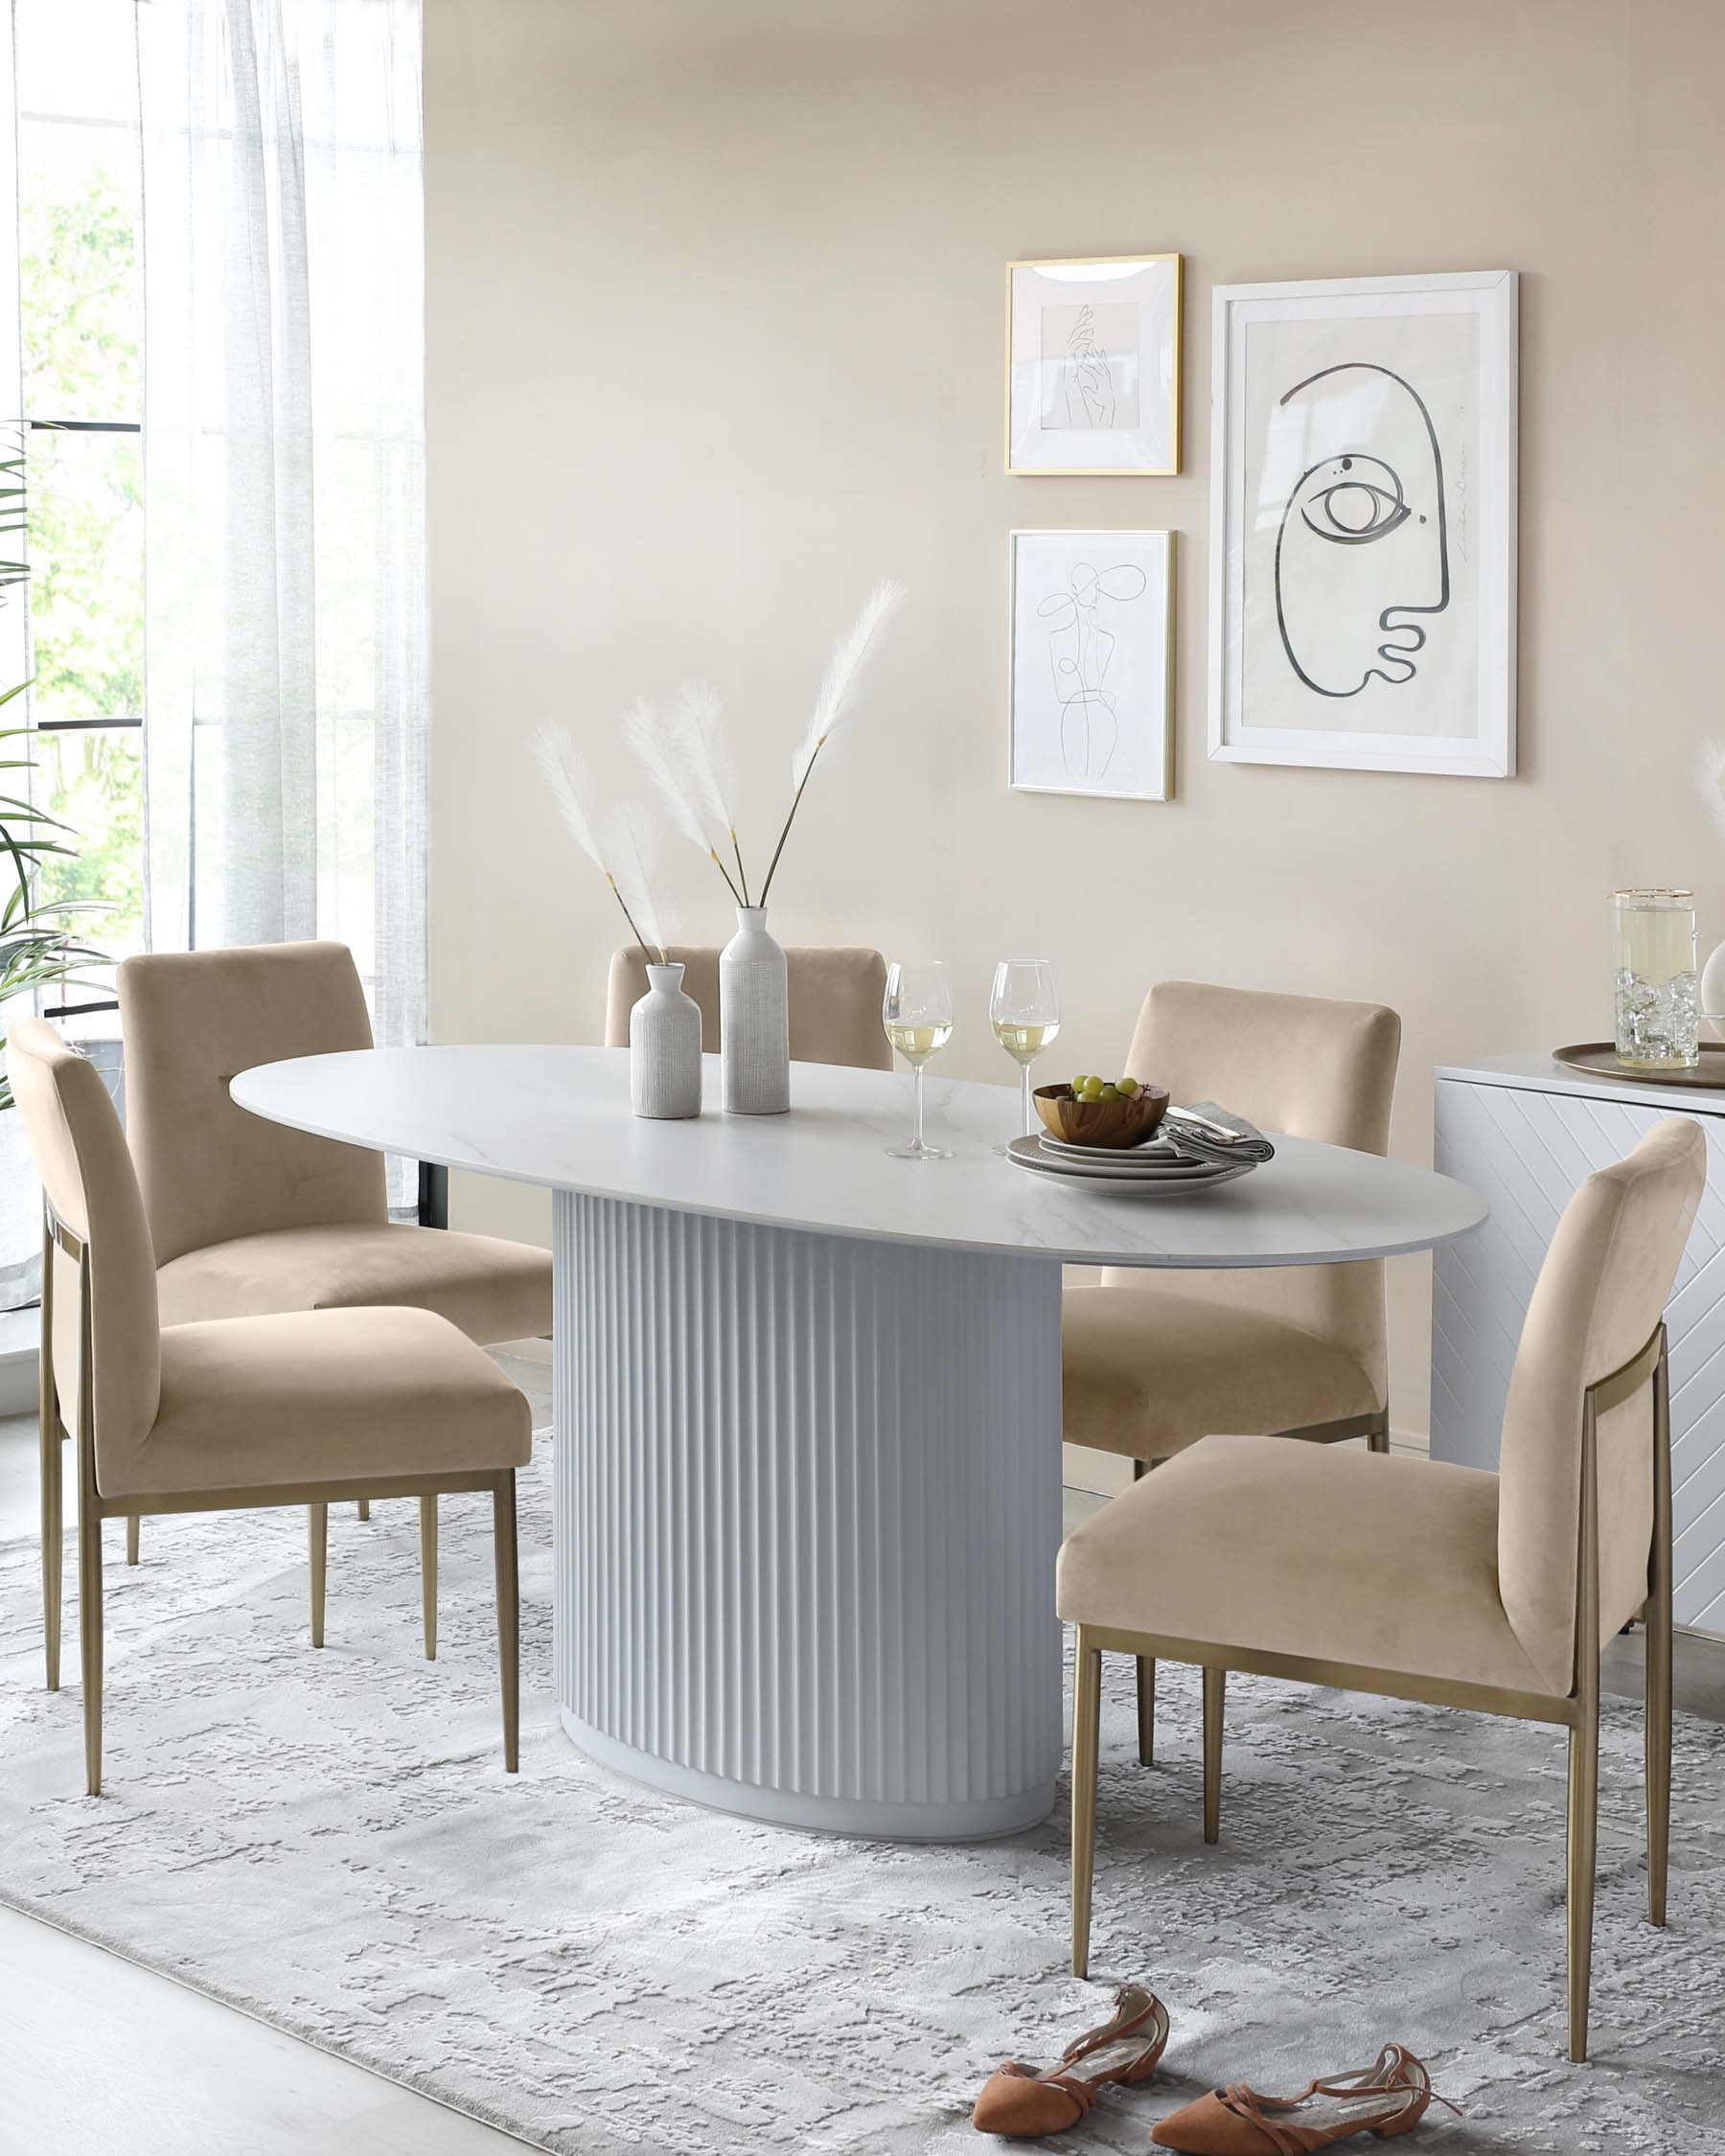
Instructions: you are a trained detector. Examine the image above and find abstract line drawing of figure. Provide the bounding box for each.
[1038,561,1148,779]
[1273,361,1450,699]
[1053,305,1117,428]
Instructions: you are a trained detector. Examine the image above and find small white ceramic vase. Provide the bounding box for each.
[720,906,790,1114]
[630,962,702,1119]
[1703,940,1725,1042]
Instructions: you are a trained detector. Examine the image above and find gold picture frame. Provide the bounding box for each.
[1005,253,1183,476]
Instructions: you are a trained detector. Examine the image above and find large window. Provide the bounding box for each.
[0,0,429,1272]
[16,0,144,1035]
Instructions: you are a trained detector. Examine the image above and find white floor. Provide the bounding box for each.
[3,1355,1720,2154]
[0,1899,532,2156]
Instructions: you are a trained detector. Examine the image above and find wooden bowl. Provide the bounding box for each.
[1033,1082,1170,1150]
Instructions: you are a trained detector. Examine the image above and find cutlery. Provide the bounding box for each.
[1166,1105,1246,1145]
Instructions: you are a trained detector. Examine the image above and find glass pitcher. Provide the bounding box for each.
[1613,889,1698,1070]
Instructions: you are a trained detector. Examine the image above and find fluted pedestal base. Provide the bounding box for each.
[552,1192,1064,1840]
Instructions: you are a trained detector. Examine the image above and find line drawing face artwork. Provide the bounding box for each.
[1037,561,1150,779]
[1273,362,1450,700]
[1211,271,1515,776]
[1040,302,1138,431]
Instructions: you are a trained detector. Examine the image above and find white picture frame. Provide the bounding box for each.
[1208,269,1517,778]
[1009,529,1173,801]
[1006,255,1182,475]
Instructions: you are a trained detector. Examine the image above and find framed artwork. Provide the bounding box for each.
[1009,529,1173,801]
[1208,269,1517,777]
[1006,254,1182,475]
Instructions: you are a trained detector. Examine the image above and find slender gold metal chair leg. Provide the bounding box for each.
[39,1407,61,1693]
[1135,1656,1156,1768]
[1646,1334,1673,1928]
[356,1498,370,1522]
[39,1211,61,1692]
[1203,1665,1224,1845]
[126,1513,140,1566]
[1569,1391,1602,2064]
[1071,1628,1101,1978]
[1130,1457,1156,1759]
[309,1502,328,1648]
[77,1468,104,1798]
[73,1256,104,1797]
[1644,1607,1671,1931]
[420,1494,438,1661]
[493,1473,519,1772]
[1567,1701,1598,2063]
[1131,1460,1157,1764]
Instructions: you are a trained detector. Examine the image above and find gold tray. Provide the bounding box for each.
[1552,1041,1725,1088]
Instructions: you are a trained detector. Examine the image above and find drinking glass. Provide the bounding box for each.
[882,960,954,1159]
[990,958,1060,1153]
[1613,889,1698,1070]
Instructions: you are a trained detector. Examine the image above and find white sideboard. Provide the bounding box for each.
[1433,1052,1725,1640]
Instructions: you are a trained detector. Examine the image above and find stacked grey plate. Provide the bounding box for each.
[1005,1129,1257,1197]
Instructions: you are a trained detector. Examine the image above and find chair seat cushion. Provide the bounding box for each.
[1055,1434,1557,1697]
[156,1222,552,1345]
[103,1306,533,1498]
[1063,1285,1380,1459]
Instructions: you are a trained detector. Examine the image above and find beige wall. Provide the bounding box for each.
[425,0,1725,1450]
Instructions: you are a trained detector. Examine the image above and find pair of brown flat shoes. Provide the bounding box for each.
[972,1985,1452,2152]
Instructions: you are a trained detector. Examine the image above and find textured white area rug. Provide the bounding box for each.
[1,1439,1721,2155]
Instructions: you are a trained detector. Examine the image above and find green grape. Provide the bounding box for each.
[1078,1080,1104,1102]
[1117,1076,1141,1098]
[1070,1074,1092,1093]
[1098,1082,1120,1101]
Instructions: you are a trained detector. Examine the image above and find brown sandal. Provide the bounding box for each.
[972,1984,1171,2137]
[1150,2044,1459,2153]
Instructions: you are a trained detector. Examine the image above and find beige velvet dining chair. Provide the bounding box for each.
[66,943,552,1675]
[12,1015,530,1795]
[1062,980,1401,1765]
[604,944,892,1069]
[1059,1116,1705,2063]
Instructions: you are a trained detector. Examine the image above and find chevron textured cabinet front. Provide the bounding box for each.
[1434,1067,1725,1638]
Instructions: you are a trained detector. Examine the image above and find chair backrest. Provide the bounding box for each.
[9,1015,161,1483]
[118,941,387,1266]
[604,945,892,1070]
[1498,1116,1705,1693]
[1101,980,1402,1397]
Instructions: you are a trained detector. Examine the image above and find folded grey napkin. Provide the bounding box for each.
[1162,1100,1276,1167]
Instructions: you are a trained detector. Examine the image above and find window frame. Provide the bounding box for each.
[17,65,149,1020]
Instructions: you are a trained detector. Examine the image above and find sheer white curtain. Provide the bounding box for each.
[138,0,426,1203]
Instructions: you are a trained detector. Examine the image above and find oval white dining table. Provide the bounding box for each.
[231,1046,1486,1843]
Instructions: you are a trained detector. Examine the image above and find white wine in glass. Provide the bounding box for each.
[885,1019,954,1063]
[882,961,954,1159]
[990,959,1060,1150]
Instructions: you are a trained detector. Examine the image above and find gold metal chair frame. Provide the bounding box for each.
[37,1209,520,1796]
[1126,1404,1390,1768]
[1078,1334,1669,2064]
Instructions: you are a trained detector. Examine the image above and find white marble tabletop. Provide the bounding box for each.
[232,1045,1486,1272]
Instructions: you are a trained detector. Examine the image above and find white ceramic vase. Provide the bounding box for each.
[719,906,790,1114]
[630,962,702,1119]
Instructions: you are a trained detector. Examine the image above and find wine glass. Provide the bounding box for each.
[882,960,954,1159]
[990,959,1060,1152]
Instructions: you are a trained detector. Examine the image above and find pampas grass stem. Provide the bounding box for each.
[761,581,905,905]
[535,722,669,960]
